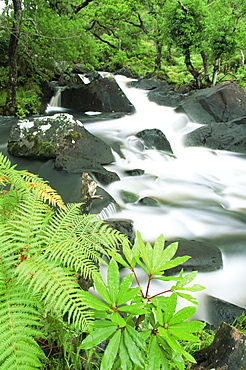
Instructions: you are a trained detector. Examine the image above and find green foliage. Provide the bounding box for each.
[79,232,206,370]
[0,152,127,370]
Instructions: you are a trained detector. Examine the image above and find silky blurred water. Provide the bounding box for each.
[1,75,246,321]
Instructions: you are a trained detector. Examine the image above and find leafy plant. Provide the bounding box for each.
[0,152,126,370]
[79,232,206,370]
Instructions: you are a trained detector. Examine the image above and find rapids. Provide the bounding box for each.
[1,74,246,322]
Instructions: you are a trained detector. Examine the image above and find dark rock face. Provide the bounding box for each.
[176,82,246,124]
[191,322,246,370]
[164,239,223,275]
[61,77,135,113]
[206,295,246,328]
[128,78,184,107]
[185,119,246,153]
[136,128,173,153]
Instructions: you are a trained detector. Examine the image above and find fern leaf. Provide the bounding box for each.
[16,257,93,330]
[0,271,45,370]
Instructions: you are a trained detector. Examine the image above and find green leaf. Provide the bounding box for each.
[134,231,152,272]
[123,240,137,267]
[126,324,147,351]
[119,334,131,370]
[152,234,165,270]
[123,329,145,368]
[169,306,197,325]
[111,312,126,327]
[175,271,197,287]
[117,273,140,305]
[159,256,190,272]
[152,298,164,326]
[168,328,202,342]
[177,292,199,305]
[108,249,130,268]
[107,259,120,304]
[176,283,206,292]
[80,326,117,349]
[148,335,161,370]
[100,329,121,370]
[119,303,149,315]
[94,276,111,304]
[164,292,177,323]
[81,290,111,311]
[160,242,179,264]
[169,320,205,334]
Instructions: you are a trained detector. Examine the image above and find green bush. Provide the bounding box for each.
[79,232,206,370]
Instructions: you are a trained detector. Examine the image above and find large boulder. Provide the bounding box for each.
[61,77,135,113]
[176,82,246,124]
[184,118,246,153]
[8,113,115,170]
[164,239,223,275]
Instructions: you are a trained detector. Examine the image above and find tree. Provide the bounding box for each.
[4,0,22,115]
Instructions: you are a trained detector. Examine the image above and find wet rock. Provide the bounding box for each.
[120,190,139,204]
[92,170,120,185]
[164,239,223,275]
[184,119,246,153]
[124,169,145,176]
[206,295,246,328]
[61,77,135,113]
[191,321,246,369]
[128,78,184,107]
[8,114,114,167]
[138,197,159,207]
[176,82,246,124]
[136,128,173,153]
[105,218,135,245]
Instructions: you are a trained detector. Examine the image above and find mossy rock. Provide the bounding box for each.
[120,190,139,204]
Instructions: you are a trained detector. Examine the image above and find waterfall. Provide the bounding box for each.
[46,85,67,113]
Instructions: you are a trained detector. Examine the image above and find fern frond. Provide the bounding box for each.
[16,257,93,330]
[0,268,45,370]
[0,152,65,210]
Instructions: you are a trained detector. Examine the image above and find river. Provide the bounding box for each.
[1,74,246,323]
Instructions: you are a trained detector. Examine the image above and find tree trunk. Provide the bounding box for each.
[200,50,211,86]
[184,50,201,88]
[154,41,162,71]
[212,58,220,86]
[4,0,22,116]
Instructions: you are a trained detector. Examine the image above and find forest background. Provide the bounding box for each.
[1,0,246,116]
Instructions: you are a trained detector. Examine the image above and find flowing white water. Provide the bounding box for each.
[83,75,246,320]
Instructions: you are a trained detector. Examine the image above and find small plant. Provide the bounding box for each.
[79,232,206,370]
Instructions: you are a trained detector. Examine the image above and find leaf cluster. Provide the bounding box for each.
[80,232,206,370]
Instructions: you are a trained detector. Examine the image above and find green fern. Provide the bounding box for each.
[0,152,127,369]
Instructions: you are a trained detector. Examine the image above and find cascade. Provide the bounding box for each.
[82,75,246,321]
[2,74,246,323]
